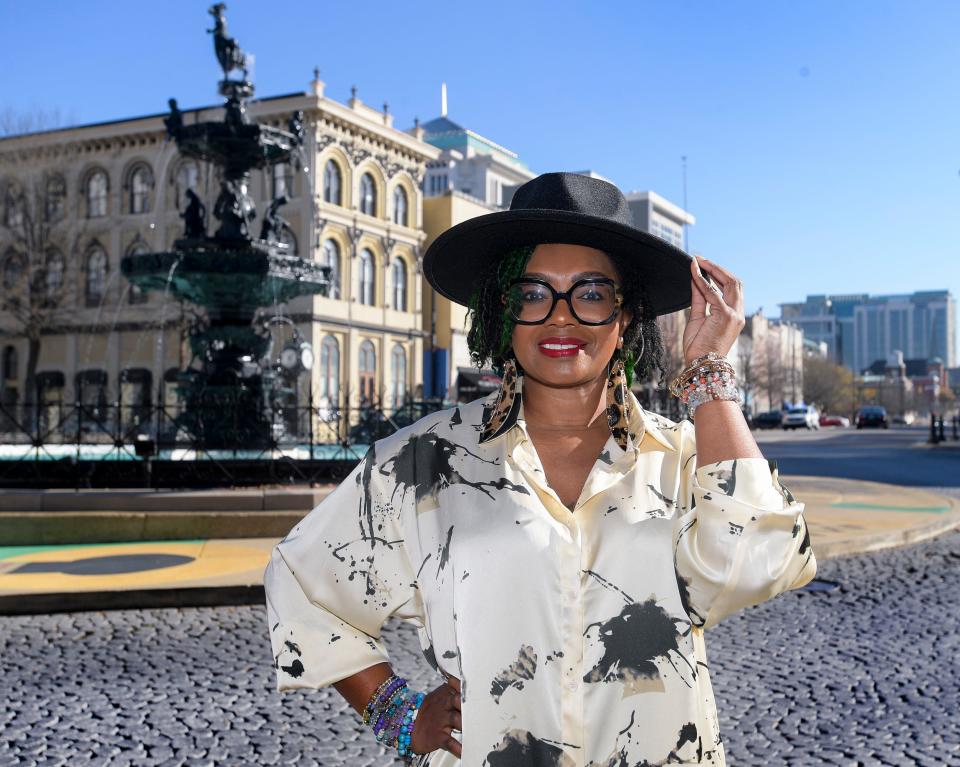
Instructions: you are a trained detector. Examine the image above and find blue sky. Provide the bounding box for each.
[2,1,958,337]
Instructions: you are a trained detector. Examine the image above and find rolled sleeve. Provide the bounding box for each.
[674,443,817,631]
[264,445,425,691]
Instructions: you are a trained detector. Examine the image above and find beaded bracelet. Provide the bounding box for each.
[679,368,742,418]
[362,674,426,762]
[669,352,735,398]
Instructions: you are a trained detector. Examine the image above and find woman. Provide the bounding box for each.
[265,172,817,766]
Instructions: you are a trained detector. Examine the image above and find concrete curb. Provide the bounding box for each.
[0,510,309,546]
[812,497,960,560]
[0,585,266,616]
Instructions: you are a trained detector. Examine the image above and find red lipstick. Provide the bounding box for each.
[537,337,587,358]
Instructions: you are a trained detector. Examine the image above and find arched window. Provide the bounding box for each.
[86,169,108,218]
[129,165,153,214]
[359,172,377,216]
[272,163,293,199]
[323,160,342,205]
[126,241,149,304]
[45,174,66,221]
[44,249,65,304]
[2,250,24,291]
[76,369,108,434]
[175,160,199,209]
[319,335,340,403]
[391,344,407,408]
[3,182,23,230]
[36,371,65,436]
[85,245,108,306]
[358,340,377,406]
[392,257,407,312]
[392,185,408,226]
[119,368,152,429]
[322,238,341,299]
[358,248,375,306]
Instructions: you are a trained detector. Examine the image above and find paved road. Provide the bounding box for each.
[2,530,958,766]
[754,425,960,489]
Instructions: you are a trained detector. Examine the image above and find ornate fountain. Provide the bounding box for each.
[121,4,329,449]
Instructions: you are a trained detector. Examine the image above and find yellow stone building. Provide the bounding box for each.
[0,74,440,439]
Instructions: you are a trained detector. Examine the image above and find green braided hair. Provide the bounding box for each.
[466,245,535,374]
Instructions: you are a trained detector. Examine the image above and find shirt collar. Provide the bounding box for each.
[478,374,676,454]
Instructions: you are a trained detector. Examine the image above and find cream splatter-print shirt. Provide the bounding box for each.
[265,389,817,767]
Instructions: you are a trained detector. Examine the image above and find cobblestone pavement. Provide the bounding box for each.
[2,532,958,767]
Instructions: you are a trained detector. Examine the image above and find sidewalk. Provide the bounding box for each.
[1,475,958,614]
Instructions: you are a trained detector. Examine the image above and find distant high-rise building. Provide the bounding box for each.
[780,290,956,371]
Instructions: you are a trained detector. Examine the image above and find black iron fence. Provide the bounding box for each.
[0,383,687,489]
[0,393,449,489]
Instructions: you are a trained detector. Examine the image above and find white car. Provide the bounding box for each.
[782,405,820,430]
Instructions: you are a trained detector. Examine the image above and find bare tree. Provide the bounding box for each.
[0,107,74,138]
[1,162,85,425]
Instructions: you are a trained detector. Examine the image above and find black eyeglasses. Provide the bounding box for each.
[504,277,623,325]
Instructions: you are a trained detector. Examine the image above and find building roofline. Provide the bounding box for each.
[624,189,696,225]
[0,92,306,142]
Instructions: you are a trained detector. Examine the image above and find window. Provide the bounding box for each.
[85,245,108,306]
[0,347,16,430]
[322,238,341,299]
[129,165,152,214]
[119,368,152,431]
[319,335,340,403]
[86,170,108,218]
[392,257,407,312]
[391,344,407,408]
[2,250,24,290]
[175,160,199,208]
[3,183,23,230]
[359,248,375,305]
[44,249,64,304]
[392,185,408,226]
[45,175,66,221]
[35,371,64,437]
[2,346,17,381]
[272,163,293,199]
[126,242,149,304]
[358,340,377,406]
[359,172,377,216]
[323,160,342,205]
[76,369,108,435]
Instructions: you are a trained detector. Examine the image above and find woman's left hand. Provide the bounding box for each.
[682,255,746,365]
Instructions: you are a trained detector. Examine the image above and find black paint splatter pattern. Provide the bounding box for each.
[264,390,817,767]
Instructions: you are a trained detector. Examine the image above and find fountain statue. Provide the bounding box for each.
[121,4,330,449]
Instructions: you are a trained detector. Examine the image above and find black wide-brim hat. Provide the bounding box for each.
[423,171,694,317]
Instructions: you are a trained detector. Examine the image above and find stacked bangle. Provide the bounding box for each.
[669,352,742,418]
[362,673,425,762]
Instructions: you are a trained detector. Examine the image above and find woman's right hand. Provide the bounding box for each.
[410,674,462,759]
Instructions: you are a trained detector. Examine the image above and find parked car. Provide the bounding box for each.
[856,405,889,429]
[750,410,784,429]
[782,405,820,430]
[819,413,850,428]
